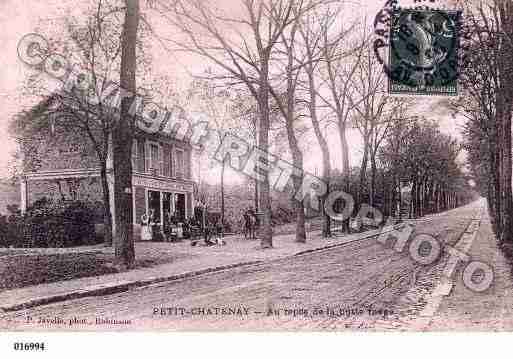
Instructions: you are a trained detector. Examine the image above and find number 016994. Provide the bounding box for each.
[13,342,46,351]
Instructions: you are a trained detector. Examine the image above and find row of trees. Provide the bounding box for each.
[381,119,474,220]
[153,1,382,244]
[155,0,475,247]
[451,0,513,247]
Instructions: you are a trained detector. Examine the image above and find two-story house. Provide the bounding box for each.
[19,101,196,239]
[130,127,195,230]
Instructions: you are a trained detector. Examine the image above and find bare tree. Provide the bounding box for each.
[155,0,317,248]
[346,39,385,207]
[269,11,307,243]
[188,77,240,229]
[316,20,366,177]
[348,46,411,209]
[289,5,364,235]
[297,4,338,237]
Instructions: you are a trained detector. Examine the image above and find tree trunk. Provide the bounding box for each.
[500,2,513,244]
[286,122,306,243]
[443,187,448,211]
[427,180,434,214]
[100,161,113,246]
[292,176,306,243]
[359,136,369,206]
[338,123,350,176]
[254,178,259,212]
[281,38,306,244]
[370,152,377,208]
[113,0,139,268]
[220,159,225,228]
[491,135,502,240]
[390,176,396,218]
[398,178,403,221]
[411,176,417,219]
[435,182,440,213]
[306,68,331,237]
[257,53,272,248]
[416,177,422,218]
[500,100,513,243]
[418,178,424,217]
[254,122,259,213]
[337,122,351,233]
[488,180,498,235]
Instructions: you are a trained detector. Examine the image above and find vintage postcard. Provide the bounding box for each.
[1,0,512,352]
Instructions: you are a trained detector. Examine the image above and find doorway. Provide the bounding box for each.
[148,190,161,224]
[162,192,173,222]
[175,193,186,221]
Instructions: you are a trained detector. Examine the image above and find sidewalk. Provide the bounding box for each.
[425,204,513,330]
[0,224,401,312]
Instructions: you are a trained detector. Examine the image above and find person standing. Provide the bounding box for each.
[243,207,257,240]
[163,210,172,241]
[140,210,153,241]
[148,209,161,241]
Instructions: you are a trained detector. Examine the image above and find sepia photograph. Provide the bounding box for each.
[0,0,512,355]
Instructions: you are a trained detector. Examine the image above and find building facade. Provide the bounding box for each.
[20,125,195,238]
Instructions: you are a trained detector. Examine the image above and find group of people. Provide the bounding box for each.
[140,206,259,242]
[140,209,189,242]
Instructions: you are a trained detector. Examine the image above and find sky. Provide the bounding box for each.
[0,0,465,184]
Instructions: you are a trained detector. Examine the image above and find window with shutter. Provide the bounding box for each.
[163,144,171,177]
[186,150,191,179]
[175,148,184,180]
[137,139,145,172]
[158,145,164,176]
[171,145,175,178]
[149,143,159,176]
[145,141,151,175]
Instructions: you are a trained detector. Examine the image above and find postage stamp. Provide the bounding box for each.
[387,8,461,96]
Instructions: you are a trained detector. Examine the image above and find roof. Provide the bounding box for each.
[26,93,195,145]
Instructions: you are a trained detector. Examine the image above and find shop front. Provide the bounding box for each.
[147,190,187,225]
[132,173,194,240]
